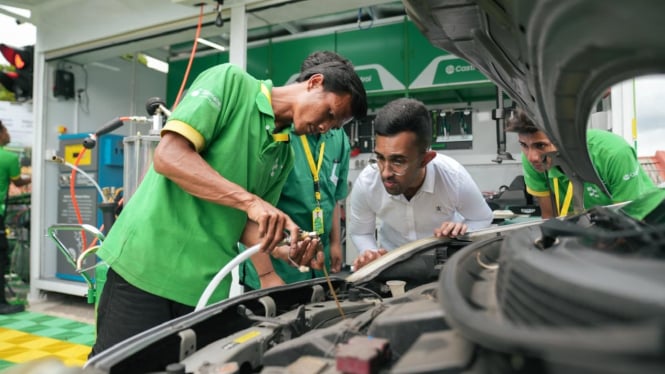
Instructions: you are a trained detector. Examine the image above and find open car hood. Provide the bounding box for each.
[403,0,665,196]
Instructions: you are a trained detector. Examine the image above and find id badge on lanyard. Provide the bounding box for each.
[301,135,326,236]
[312,206,324,235]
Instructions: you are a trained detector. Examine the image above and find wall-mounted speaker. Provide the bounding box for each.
[54,69,75,100]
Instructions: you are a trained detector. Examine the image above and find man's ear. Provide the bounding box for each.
[307,73,324,90]
[421,150,437,167]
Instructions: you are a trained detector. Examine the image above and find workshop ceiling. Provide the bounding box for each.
[171,0,408,61]
[0,0,407,63]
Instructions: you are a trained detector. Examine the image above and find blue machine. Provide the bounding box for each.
[55,133,123,282]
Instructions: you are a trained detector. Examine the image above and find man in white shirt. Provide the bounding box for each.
[349,98,492,270]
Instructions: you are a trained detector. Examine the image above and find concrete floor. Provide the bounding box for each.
[26,291,95,325]
[6,274,95,325]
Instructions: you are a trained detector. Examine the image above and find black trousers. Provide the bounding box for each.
[89,267,194,357]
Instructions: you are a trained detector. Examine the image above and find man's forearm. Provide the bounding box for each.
[330,203,341,246]
[537,195,555,218]
[11,175,30,187]
[351,233,379,254]
[465,216,493,230]
[154,132,257,212]
[250,252,277,279]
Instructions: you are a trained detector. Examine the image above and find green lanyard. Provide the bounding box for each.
[300,135,325,234]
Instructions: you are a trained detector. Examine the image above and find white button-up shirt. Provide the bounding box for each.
[349,154,492,253]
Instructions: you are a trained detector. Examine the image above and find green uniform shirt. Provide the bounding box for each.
[0,147,20,216]
[241,129,350,288]
[523,129,656,217]
[97,64,294,306]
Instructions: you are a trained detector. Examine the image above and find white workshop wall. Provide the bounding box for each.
[41,55,167,229]
[33,55,166,298]
[43,57,167,153]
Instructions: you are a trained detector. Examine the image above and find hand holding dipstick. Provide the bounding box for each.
[273,230,324,271]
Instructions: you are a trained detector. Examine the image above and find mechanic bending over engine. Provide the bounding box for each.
[242,51,354,290]
[506,108,656,219]
[350,98,493,271]
[90,54,367,356]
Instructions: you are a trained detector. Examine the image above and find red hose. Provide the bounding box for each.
[172,4,205,110]
[70,147,88,248]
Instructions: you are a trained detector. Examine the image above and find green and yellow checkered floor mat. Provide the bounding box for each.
[0,311,94,370]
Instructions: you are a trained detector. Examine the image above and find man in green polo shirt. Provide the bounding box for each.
[0,121,30,315]
[242,51,352,290]
[91,54,367,356]
[242,128,350,288]
[506,109,656,219]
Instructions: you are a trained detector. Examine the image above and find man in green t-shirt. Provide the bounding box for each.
[91,54,367,356]
[242,51,352,290]
[0,121,30,314]
[506,109,656,218]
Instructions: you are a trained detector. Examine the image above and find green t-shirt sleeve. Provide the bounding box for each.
[521,153,550,197]
[165,64,247,151]
[597,140,654,203]
[335,132,351,202]
[0,152,20,217]
[9,154,20,179]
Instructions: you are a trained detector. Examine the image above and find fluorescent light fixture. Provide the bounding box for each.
[196,37,227,52]
[0,5,31,19]
[90,62,121,72]
[142,53,169,74]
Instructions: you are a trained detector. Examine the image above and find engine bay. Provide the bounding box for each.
[84,194,665,373]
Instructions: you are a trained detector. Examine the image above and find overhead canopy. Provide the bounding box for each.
[166,19,496,108]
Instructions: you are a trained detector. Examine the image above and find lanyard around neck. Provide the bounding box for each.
[299,135,325,203]
[553,177,574,217]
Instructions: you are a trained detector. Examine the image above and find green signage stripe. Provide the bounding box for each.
[167,20,494,102]
[354,64,405,92]
[410,56,488,89]
[286,64,407,92]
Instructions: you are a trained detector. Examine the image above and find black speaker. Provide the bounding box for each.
[54,69,75,99]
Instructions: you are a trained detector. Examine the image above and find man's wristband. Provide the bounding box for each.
[258,270,274,278]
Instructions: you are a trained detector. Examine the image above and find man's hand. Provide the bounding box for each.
[259,271,286,289]
[271,238,325,270]
[434,222,468,238]
[246,198,300,254]
[330,242,342,273]
[154,132,301,254]
[352,249,388,271]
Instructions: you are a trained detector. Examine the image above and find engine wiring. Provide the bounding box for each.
[349,285,384,301]
[539,206,665,257]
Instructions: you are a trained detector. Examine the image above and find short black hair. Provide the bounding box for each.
[505,108,540,134]
[296,53,367,121]
[300,51,351,71]
[373,98,432,152]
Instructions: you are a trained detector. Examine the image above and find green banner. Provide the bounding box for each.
[167,20,494,105]
[410,55,489,89]
[354,64,405,92]
[285,64,405,92]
